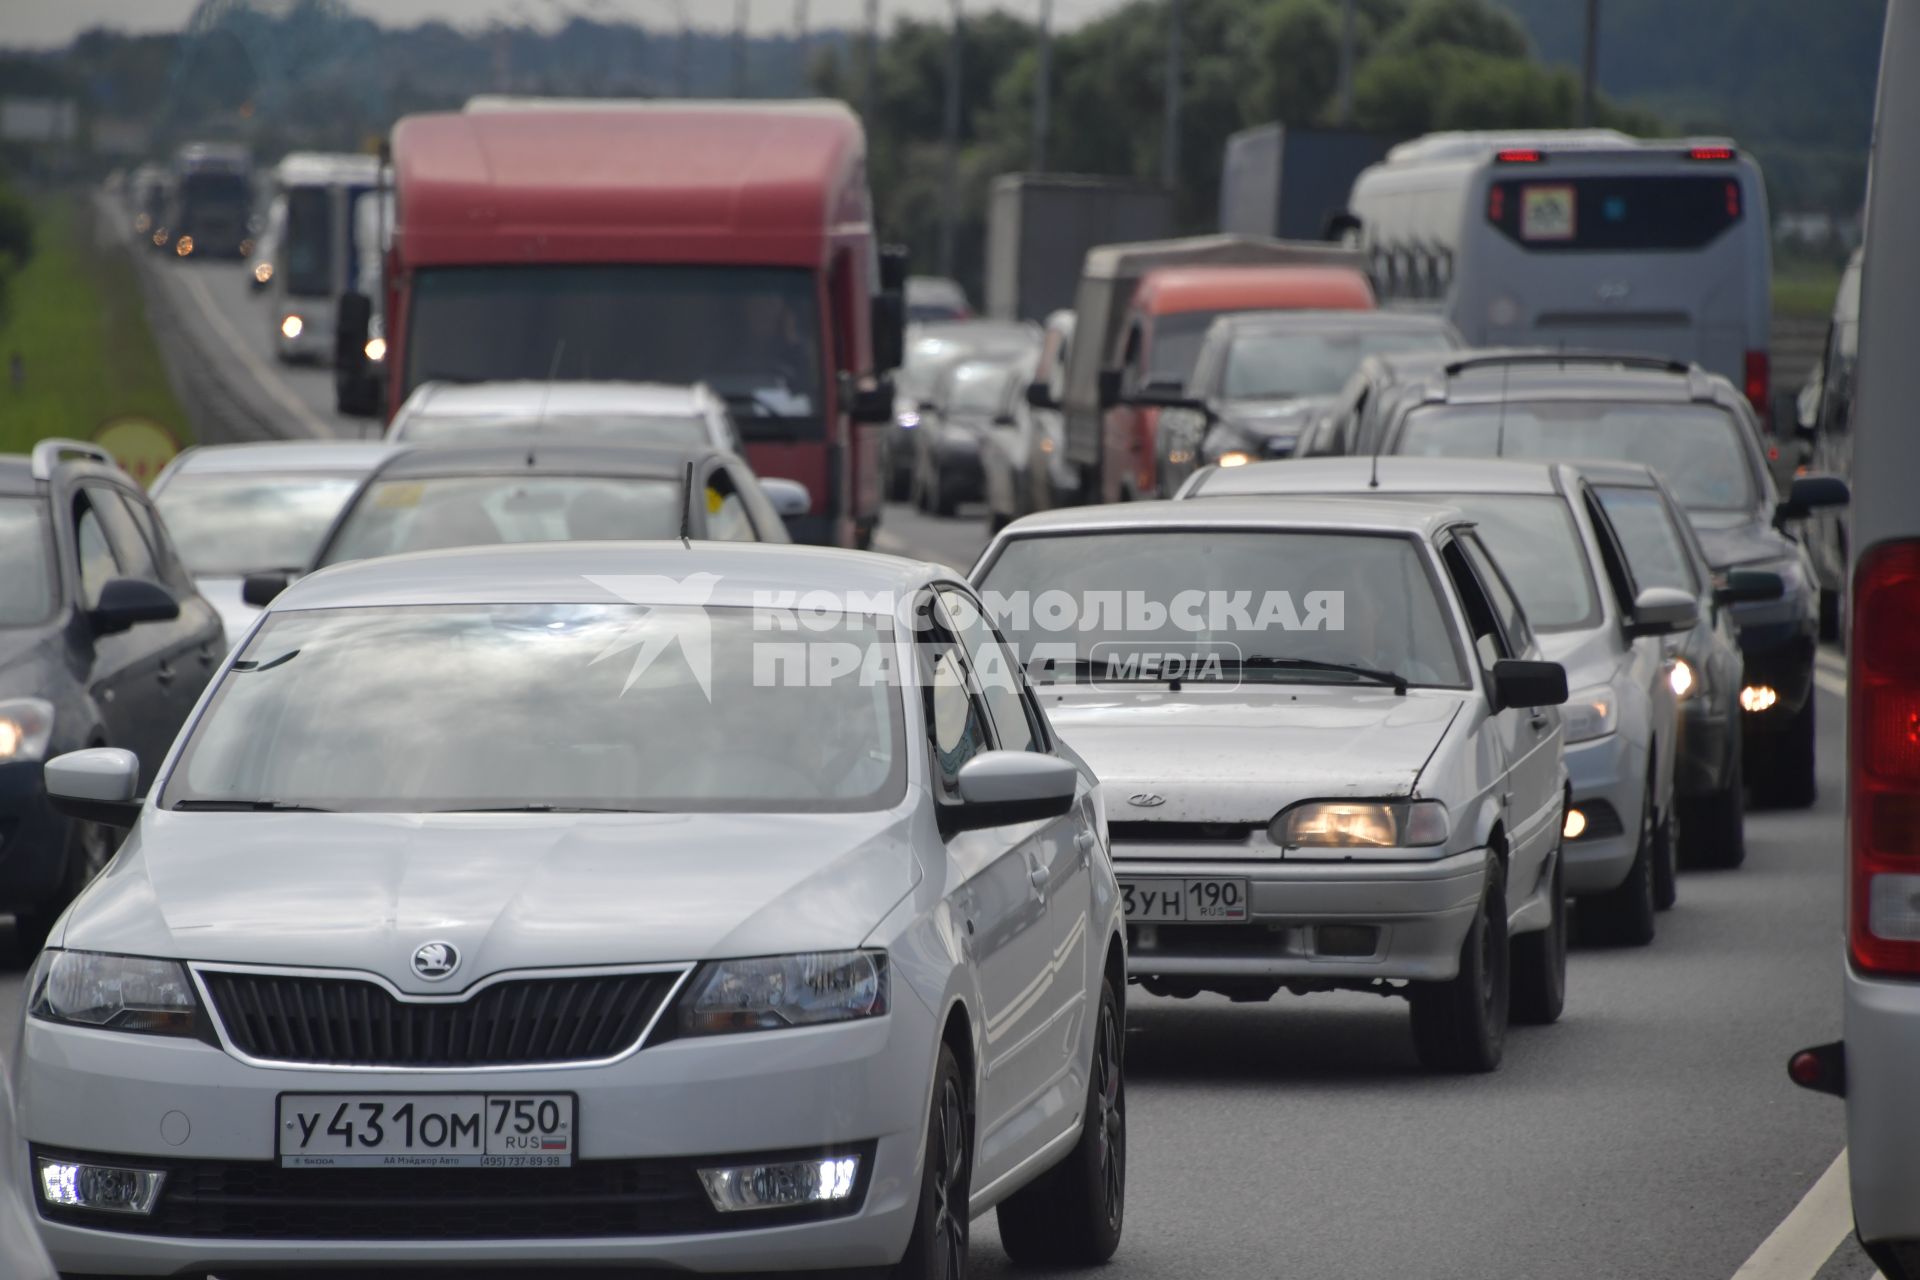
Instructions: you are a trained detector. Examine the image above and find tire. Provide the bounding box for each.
[1409,854,1509,1072]
[1679,729,1746,870]
[1651,807,1678,912]
[931,470,959,518]
[1579,783,1658,947]
[996,978,1125,1266]
[1751,694,1817,810]
[1510,843,1567,1026]
[13,816,113,963]
[889,1042,971,1280]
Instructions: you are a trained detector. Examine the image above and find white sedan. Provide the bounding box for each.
[21,542,1126,1277]
[973,498,1571,1072]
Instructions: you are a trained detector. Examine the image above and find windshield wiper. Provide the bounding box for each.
[1237,656,1409,695]
[430,804,653,814]
[231,648,299,673]
[171,799,337,812]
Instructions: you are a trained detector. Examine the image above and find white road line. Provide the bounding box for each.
[1728,1150,1854,1280]
[1817,649,1847,677]
[175,268,332,438]
[1815,670,1848,699]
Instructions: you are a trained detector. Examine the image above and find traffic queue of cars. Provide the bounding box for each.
[0,115,1857,1280]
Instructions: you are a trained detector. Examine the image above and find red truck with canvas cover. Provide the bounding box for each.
[337,99,903,547]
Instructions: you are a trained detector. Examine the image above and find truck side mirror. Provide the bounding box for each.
[878,243,910,293]
[1097,369,1124,409]
[334,291,381,418]
[1024,381,1057,410]
[872,291,905,374]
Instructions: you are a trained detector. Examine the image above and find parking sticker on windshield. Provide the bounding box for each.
[1521,185,1577,241]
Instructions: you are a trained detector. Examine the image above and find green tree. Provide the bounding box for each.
[1379,0,1530,58]
[1241,0,1341,126]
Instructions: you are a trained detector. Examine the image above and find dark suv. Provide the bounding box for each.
[1351,351,1848,807]
[0,441,224,953]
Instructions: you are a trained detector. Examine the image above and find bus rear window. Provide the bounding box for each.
[1486,175,1744,252]
[283,187,333,298]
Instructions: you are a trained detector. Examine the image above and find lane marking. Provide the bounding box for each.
[1817,649,1847,678]
[1815,670,1847,699]
[175,267,332,438]
[1728,1150,1853,1280]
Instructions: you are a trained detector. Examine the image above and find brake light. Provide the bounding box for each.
[1744,350,1769,418]
[1726,181,1741,218]
[1487,185,1506,222]
[1851,541,1920,976]
[1690,146,1736,161]
[1496,149,1542,164]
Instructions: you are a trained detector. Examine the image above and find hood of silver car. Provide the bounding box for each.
[62,809,916,990]
[1040,686,1462,823]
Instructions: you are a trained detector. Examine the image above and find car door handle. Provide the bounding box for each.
[1075,830,1097,854]
[156,662,176,686]
[1530,712,1550,731]
[1029,859,1055,893]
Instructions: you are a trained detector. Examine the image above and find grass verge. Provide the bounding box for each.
[1773,262,1843,319]
[0,191,192,458]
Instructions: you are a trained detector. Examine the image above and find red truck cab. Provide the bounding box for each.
[340,99,901,547]
[1101,265,1375,501]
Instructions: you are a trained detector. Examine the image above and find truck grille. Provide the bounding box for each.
[199,969,681,1068]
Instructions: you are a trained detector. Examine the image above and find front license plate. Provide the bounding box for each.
[1121,878,1249,924]
[277,1094,576,1169]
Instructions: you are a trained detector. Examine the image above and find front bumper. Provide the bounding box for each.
[1674,694,1737,799]
[0,760,68,913]
[1733,615,1817,726]
[924,434,984,499]
[18,996,934,1274]
[1115,848,1488,983]
[1845,965,1920,1257]
[1562,733,1644,897]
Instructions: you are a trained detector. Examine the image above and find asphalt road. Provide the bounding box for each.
[0,244,1873,1279]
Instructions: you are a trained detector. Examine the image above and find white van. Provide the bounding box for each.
[1342,130,1774,420]
[262,152,381,364]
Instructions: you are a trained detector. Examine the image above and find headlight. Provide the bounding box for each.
[895,409,920,429]
[253,261,272,284]
[1669,658,1697,700]
[1273,799,1449,849]
[364,336,387,362]
[29,950,202,1037]
[1216,451,1252,468]
[0,697,54,762]
[678,950,888,1037]
[280,314,304,339]
[1563,686,1619,743]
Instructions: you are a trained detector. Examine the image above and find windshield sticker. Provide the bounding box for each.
[1521,185,1577,241]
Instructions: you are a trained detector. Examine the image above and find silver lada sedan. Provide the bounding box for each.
[972,498,1570,1072]
[19,541,1126,1278]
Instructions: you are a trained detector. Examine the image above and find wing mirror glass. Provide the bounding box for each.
[1776,473,1851,523]
[1714,568,1786,606]
[1024,381,1057,411]
[1096,369,1124,409]
[242,572,292,608]
[758,477,813,518]
[45,747,142,828]
[1626,585,1700,639]
[89,578,179,636]
[946,751,1078,835]
[1490,659,1569,712]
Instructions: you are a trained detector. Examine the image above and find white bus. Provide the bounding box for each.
[1340,129,1774,421]
[263,152,382,364]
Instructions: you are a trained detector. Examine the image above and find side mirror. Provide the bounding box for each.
[1324,210,1363,243]
[849,377,895,425]
[759,477,812,518]
[871,291,906,374]
[89,578,179,637]
[1625,585,1700,638]
[946,751,1078,834]
[1715,568,1786,606]
[992,412,1017,428]
[1126,385,1211,415]
[1490,658,1568,712]
[1024,381,1057,411]
[1776,473,1851,523]
[45,747,142,828]
[335,291,372,376]
[242,571,291,608]
[1096,369,1124,410]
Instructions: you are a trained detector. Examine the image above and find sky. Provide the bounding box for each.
[0,0,1129,49]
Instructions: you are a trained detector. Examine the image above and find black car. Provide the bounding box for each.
[1359,350,1849,806]
[0,441,225,952]
[1149,309,1462,495]
[911,355,1027,518]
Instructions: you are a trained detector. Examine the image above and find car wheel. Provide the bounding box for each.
[890,1043,971,1280]
[1679,730,1746,870]
[1409,854,1509,1072]
[996,977,1125,1265]
[1510,842,1567,1026]
[1751,695,1817,810]
[931,469,958,518]
[1651,806,1678,912]
[1579,782,1658,947]
[13,817,113,963]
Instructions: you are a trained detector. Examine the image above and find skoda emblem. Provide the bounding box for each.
[411,941,460,981]
[1128,793,1166,808]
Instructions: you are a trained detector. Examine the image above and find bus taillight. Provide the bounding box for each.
[1745,350,1770,418]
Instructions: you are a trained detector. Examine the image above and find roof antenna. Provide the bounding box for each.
[530,339,565,466]
[679,460,696,549]
[1367,430,1381,489]
[1494,360,1512,456]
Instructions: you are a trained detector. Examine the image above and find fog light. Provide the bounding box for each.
[1741,684,1779,713]
[1217,450,1252,468]
[280,314,304,340]
[1563,808,1587,840]
[364,336,387,362]
[253,261,273,284]
[1669,658,1694,699]
[698,1155,859,1212]
[36,1158,165,1215]
[1315,925,1379,957]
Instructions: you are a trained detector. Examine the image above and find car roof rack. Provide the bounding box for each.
[30,438,119,481]
[1442,351,1693,379]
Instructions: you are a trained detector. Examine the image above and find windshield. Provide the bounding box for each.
[1145,311,1220,386]
[164,605,905,813]
[0,499,56,626]
[977,530,1466,688]
[946,364,1010,414]
[282,185,333,297]
[320,475,682,566]
[1388,493,1599,631]
[397,413,713,450]
[1396,401,1756,512]
[1595,486,1700,593]
[1223,329,1454,400]
[155,472,365,576]
[1486,174,1745,252]
[406,265,823,438]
